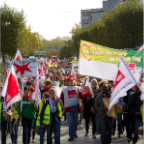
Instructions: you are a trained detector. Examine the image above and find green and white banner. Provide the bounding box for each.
[78,40,143,81]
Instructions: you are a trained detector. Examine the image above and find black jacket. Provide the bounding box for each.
[123,89,135,113]
[128,91,142,118]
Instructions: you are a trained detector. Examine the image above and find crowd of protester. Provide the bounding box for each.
[0,61,143,144]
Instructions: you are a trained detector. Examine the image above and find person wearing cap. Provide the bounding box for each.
[64,77,68,86]
[61,76,84,141]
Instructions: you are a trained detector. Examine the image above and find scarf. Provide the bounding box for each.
[43,85,49,92]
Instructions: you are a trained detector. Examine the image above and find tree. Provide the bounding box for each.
[1,3,25,62]
[59,39,73,59]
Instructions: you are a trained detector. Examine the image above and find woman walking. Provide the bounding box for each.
[83,86,96,138]
[40,88,63,144]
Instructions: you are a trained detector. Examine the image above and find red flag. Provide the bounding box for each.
[39,68,46,81]
[1,65,21,111]
[57,58,61,62]
[14,49,23,60]
[42,63,46,73]
[45,58,51,65]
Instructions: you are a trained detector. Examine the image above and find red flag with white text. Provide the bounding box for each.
[1,65,21,111]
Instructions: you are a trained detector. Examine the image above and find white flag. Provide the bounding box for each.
[85,78,90,87]
[71,67,76,79]
[32,69,41,105]
[39,68,46,81]
[55,85,62,99]
[1,65,21,111]
[14,49,23,60]
[108,57,137,110]
[139,44,144,51]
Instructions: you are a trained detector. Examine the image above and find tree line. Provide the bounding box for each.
[1,3,43,62]
[59,0,143,59]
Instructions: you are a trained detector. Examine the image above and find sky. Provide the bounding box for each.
[0,0,104,40]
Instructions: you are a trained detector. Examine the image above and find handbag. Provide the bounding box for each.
[4,109,13,122]
[34,126,40,135]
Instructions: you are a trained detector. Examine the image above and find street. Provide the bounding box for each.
[5,119,143,144]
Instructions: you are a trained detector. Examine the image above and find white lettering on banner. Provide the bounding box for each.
[6,95,11,103]
[68,90,77,99]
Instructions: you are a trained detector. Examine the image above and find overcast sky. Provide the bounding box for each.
[0,0,104,40]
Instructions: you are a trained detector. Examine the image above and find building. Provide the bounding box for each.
[81,0,123,27]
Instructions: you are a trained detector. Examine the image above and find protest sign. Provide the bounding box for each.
[10,58,38,78]
[78,40,143,81]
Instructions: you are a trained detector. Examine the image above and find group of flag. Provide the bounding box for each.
[0,46,144,113]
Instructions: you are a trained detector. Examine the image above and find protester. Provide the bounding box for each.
[128,84,142,144]
[9,102,20,144]
[83,86,96,138]
[95,84,112,144]
[61,76,84,141]
[120,88,135,143]
[91,78,100,134]
[64,77,68,86]
[18,87,36,144]
[40,88,63,144]
[41,80,52,96]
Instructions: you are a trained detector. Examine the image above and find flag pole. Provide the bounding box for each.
[20,79,24,135]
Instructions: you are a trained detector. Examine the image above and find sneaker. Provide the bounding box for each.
[92,134,96,139]
[79,124,83,128]
[127,138,131,144]
[68,137,74,141]
[85,132,88,137]
[32,139,36,143]
[75,133,78,138]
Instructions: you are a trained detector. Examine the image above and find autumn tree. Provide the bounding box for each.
[1,3,26,62]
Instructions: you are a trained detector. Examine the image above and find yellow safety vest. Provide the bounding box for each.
[43,100,50,125]
[12,104,18,119]
[36,101,43,126]
[38,99,63,126]
[57,101,63,118]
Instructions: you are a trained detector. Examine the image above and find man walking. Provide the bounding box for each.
[61,76,84,141]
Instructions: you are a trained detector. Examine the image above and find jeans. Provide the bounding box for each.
[32,118,37,139]
[117,113,122,135]
[100,117,112,144]
[123,113,132,141]
[40,120,61,144]
[133,117,141,143]
[9,119,18,144]
[85,113,96,135]
[112,114,122,135]
[22,117,33,144]
[0,121,7,144]
[95,113,100,133]
[66,106,78,137]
